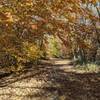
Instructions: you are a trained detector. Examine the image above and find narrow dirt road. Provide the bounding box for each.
[0,59,100,100]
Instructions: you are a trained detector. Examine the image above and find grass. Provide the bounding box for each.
[74,64,100,73]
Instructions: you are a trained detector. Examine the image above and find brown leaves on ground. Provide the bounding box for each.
[0,59,99,100]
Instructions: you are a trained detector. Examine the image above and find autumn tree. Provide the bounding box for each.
[0,0,99,68]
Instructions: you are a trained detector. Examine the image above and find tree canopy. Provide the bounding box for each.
[0,0,100,68]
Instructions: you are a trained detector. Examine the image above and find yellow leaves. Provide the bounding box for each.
[0,12,19,23]
[68,13,77,22]
[25,2,33,6]
[5,12,14,22]
[19,0,33,6]
[81,0,87,3]
[0,0,99,50]
[0,4,3,8]
[22,42,41,60]
[89,0,98,3]
[82,0,98,4]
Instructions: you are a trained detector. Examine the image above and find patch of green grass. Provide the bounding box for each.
[74,64,100,73]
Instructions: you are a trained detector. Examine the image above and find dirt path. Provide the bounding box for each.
[0,59,100,100]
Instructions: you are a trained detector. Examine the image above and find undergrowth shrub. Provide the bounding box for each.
[0,52,17,68]
[22,41,42,63]
[0,36,42,73]
[0,52,18,73]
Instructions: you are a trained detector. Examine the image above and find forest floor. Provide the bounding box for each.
[0,58,100,100]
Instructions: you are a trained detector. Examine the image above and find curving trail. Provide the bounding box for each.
[0,59,100,100]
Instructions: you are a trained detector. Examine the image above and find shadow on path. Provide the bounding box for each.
[0,59,99,100]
